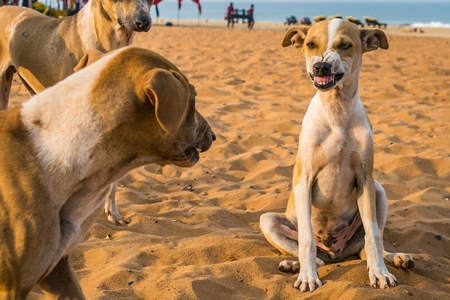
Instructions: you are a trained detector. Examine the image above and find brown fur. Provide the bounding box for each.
[0,47,214,298]
[0,0,153,110]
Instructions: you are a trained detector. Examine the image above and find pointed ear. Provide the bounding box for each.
[360,29,389,53]
[144,69,190,134]
[281,26,309,48]
[74,49,107,72]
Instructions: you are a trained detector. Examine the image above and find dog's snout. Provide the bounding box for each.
[135,16,151,31]
[200,129,215,153]
[313,62,332,77]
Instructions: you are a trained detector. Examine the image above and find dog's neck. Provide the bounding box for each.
[315,73,362,125]
[77,0,135,52]
[19,60,142,203]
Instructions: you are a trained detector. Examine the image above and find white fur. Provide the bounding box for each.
[306,19,346,76]
[327,18,342,50]
[20,52,120,199]
[295,21,397,291]
[261,21,413,293]
[293,182,322,290]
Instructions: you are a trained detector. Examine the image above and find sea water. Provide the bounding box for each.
[152,1,450,27]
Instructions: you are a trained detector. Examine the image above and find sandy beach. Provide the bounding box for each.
[13,21,450,299]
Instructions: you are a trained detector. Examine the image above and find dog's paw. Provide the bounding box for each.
[278,259,325,273]
[384,252,415,269]
[278,260,300,273]
[316,257,325,267]
[294,273,322,292]
[368,268,398,289]
[107,213,130,226]
[391,253,415,269]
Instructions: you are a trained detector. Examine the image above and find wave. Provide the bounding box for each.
[409,22,450,28]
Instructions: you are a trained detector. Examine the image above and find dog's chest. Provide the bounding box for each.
[308,127,355,167]
[303,127,360,211]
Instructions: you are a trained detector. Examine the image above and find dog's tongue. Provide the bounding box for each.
[315,76,334,84]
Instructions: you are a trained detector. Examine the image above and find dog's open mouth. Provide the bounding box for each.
[310,73,344,91]
[181,147,200,166]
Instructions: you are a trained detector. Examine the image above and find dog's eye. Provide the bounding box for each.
[306,42,315,49]
[339,43,352,50]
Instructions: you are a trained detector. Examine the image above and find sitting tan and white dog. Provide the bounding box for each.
[260,19,414,292]
[0,47,215,299]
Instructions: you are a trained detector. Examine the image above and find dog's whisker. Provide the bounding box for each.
[177,144,190,161]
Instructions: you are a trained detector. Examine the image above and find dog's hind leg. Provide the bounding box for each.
[260,212,299,256]
[383,250,415,269]
[260,211,325,273]
[359,180,415,269]
[0,66,15,110]
[18,73,38,96]
[39,256,85,299]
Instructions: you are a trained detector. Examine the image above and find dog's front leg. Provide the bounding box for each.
[39,256,85,299]
[104,182,130,225]
[0,66,15,110]
[357,178,397,288]
[293,178,322,292]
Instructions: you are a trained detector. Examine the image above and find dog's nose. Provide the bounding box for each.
[212,131,217,142]
[313,62,332,77]
[135,16,151,30]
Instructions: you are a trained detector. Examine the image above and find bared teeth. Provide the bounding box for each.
[314,75,334,85]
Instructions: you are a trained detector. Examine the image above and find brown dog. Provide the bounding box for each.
[0,47,215,299]
[260,19,414,292]
[0,0,153,108]
[0,0,154,225]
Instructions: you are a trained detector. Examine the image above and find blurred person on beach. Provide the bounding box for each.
[226,2,234,28]
[247,4,254,29]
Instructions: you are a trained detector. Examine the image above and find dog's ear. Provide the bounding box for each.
[144,69,189,134]
[360,29,389,53]
[73,49,107,72]
[282,26,309,48]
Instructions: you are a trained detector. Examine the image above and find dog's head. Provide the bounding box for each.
[75,48,215,168]
[101,0,154,32]
[138,68,216,167]
[282,19,388,92]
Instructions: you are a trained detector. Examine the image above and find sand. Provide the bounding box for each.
[12,21,450,299]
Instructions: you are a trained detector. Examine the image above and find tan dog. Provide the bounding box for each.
[0,47,215,299]
[0,0,153,106]
[0,0,153,105]
[260,19,414,292]
[0,0,153,225]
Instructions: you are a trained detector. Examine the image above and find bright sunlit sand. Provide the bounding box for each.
[12,23,450,299]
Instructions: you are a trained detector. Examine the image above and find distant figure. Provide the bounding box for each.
[247,4,254,29]
[20,0,31,7]
[226,2,234,28]
[300,17,312,25]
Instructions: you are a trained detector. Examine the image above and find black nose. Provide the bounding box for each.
[313,62,332,77]
[135,16,151,30]
[212,132,217,142]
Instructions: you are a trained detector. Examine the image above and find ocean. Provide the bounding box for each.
[152,1,450,27]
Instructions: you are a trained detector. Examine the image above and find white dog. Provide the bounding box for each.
[260,19,414,292]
